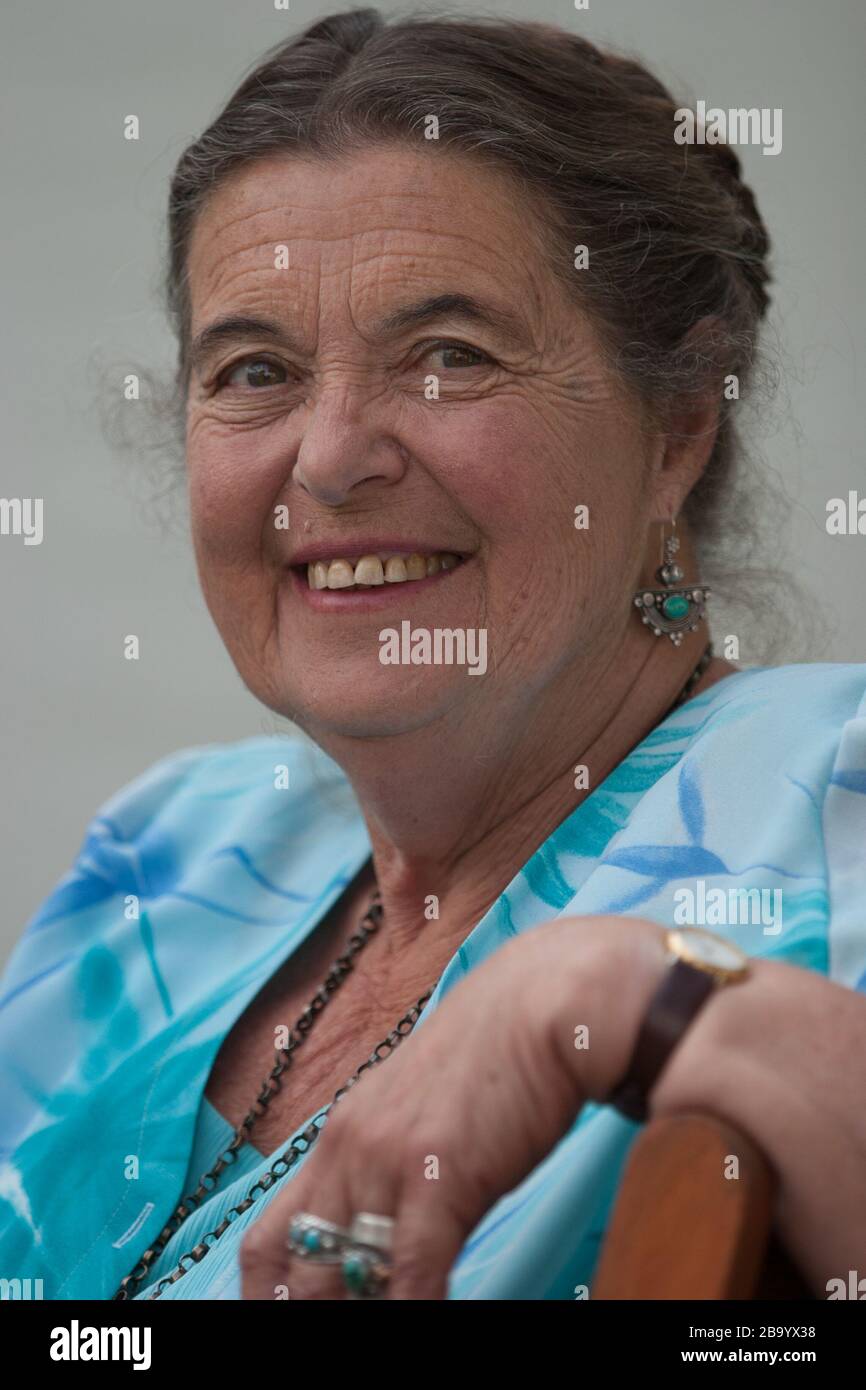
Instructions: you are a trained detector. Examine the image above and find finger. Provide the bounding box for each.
[239,1141,328,1300]
[339,1138,404,1299]
[286,1110,403,1301]
[387,1193,468,1301]
[282,1178,356,1302]
[239,1188,300,1302]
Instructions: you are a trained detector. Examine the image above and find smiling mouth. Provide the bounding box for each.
[297,550,466,590]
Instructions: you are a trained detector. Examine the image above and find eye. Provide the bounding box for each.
[422,340,493,370]
[219,356,289,390]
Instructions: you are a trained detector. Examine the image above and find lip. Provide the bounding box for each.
[286,552,472,613]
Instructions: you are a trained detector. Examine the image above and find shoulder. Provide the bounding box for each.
[660,661,866,850]
[660,662,866,986]
[685,658,866,720]
[6,731,363,955]
[0,732,368,1158]
[91,731,357,841]
[630,661,866,839]
[670,660,866,773]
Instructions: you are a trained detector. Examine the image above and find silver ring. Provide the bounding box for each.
[287,1211,395,1298]
[349,1211,396,1252]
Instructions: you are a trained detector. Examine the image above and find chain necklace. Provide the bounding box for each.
[114,890,436,1300]
[113,643,712,1301]
[668,642,713,715]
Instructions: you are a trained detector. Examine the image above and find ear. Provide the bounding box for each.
[646,320,726,522]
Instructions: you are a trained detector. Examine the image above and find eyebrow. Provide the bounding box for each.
[189,315,291,374]
[373,292,527,345]
[188,293,528,374]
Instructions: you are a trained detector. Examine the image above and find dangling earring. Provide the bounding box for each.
[633,516,710,647]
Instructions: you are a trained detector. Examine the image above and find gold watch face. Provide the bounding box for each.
[666,927,750,981]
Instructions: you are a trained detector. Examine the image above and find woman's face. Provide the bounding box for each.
[185,144,660,741]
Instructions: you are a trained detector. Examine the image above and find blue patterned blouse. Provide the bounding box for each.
[1,662,865,1300]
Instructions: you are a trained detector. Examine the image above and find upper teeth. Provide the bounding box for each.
[307,552,461,590]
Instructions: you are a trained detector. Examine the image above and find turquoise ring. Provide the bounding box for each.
[341,1246,391,1299]
[287,1211,395,1298]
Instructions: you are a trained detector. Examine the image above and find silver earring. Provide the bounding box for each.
[633,516,710,647]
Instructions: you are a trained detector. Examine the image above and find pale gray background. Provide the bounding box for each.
[1,0,864,964]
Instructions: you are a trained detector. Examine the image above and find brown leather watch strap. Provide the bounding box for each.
[606,957,717,1122]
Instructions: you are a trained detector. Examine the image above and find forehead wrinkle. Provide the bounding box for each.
[196,219,519,271]
[189,261,300,337]
[189,190,555,357]
[188,264,323,360]
[192,229,521,316]
[189,217,330,307]
[188,201,328,314]
[192,144,551,265]
[192,176,529,276]
[191,185,466,257]
[341,232,532,310]
[194,199,299,244]
[192,253,546,364]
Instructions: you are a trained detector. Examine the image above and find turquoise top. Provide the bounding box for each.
[1,662,866,1300]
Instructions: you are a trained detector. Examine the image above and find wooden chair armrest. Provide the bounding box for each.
[592,1111,813,1300]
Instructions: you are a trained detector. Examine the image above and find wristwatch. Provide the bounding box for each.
[605,926,751,1123]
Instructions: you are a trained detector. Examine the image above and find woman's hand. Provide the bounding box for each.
[651,954,866,1294]
[239,913,668,1300]
[239,909,866,1301]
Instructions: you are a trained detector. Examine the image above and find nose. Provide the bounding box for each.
[293,388,409,507]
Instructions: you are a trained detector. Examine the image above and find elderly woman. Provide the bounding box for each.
[1,10,865,1304]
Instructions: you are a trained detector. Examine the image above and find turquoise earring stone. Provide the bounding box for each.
[661,594,690,620]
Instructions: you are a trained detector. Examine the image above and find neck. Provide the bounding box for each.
[305,621,729,981]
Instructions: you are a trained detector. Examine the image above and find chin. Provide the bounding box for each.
[273,667,466,741]
[290,701,445,742]
[304,708,436,740]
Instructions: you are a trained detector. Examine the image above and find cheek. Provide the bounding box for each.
[426,395,647,618]
[186,419,286,580]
